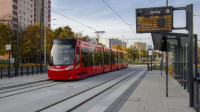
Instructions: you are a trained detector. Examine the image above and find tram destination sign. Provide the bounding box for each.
[136,6,173,33]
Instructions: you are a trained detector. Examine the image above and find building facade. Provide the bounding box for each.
[105,38,125,48]
[34,0,51,28]
[134,41,147,50]
[0,0,51,29]
[0,0,51,60]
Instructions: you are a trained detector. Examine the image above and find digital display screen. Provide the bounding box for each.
[54,45,72,48]
[136,6,173,33]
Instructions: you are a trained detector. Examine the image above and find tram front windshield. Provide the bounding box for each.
[49,44,75,66]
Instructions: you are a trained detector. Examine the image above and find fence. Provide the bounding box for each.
[0,66,47,79]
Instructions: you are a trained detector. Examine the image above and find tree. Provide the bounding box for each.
[20,23,56,64]
[58,26,74,39]
[127,45,138,60]
[121,46,126,51]
[112,45,122,50]
[54,27,63,38]
[46,27,56,58]
[78,35,91,42]
[0,14,15,57]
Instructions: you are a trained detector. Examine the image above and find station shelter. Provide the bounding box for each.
[152,32,199,110]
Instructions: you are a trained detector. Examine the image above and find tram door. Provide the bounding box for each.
[75,44,81,76]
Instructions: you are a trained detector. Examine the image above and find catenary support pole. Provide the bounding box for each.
[39,0,44,74]
[16,20,19,77]
[166,50,168,97]
[188,4,194,107]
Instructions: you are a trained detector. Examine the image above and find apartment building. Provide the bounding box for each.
[34,0,51,27]
[0,0,51,60]
[105,38,123,48]
[0,0,51,29]
[134,41,147,50]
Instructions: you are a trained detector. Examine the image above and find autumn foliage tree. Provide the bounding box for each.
[20,23,55,64]
[0,14,17,58]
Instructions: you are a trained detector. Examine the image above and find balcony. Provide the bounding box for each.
[13,0,18,3]
[13,5,18,9]
[13,11,18,16]
[13,17,18,21]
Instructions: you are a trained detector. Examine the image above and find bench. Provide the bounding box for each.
[177,79,186,82]
[173,75,181,78]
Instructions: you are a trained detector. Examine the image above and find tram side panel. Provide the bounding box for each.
[80,41,104,77]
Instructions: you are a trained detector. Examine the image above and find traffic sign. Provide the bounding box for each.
[6,44,11,50]
[148,45,152,50]
[136,6,173,33]
[148,50,153,55]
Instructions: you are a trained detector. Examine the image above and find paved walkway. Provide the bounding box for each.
[119,70,195,112]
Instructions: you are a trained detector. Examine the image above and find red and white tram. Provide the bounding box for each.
[47,39,128,80]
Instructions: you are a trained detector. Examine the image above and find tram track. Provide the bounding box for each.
[36,66,146,112]
[0,81,66,99]
[0,79,49,90]
[0,81,55,95]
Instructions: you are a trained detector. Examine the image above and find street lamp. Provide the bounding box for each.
[0,19,19,76]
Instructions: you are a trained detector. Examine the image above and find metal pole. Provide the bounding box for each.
[8,50,10,78]
[186,43,189,92]
[188,4,194,107]
[195,35,197,77]
[166,51,168,97]
[151,55,152,71]
[39,6,43,74]
[16,20,19,77]
[161,51,163,76]
[44,26,46,66]
[166,0,168,98]
[147,52,149,71]
[139,43,140,62]
[166,0,168,6]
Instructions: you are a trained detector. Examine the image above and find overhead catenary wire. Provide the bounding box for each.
[35,2,97,31]
[35,2,117,39]
[102,0,141,41]
[35,2,143,42]
[51,10,97,31]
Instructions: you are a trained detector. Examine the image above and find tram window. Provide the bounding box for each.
[104,51,110,65]
[104,51,108,65]
[111,51,115,64]
[76,47,80,65]
[81,47,94,66]
[115,52,117,64]
[81,47,88,66]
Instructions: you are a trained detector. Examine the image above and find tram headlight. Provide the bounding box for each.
[65,66,73,70]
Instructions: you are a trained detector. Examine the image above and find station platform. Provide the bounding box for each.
[0,74,48,88]
[0,70,195,112]
[119,70,195,112]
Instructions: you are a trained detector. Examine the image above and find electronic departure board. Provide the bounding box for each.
[136,6,173,33]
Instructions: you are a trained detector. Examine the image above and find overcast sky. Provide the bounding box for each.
[51,0,200,47]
